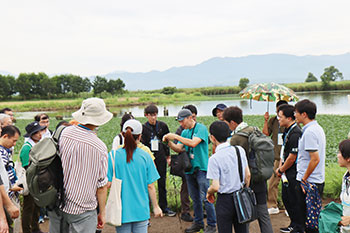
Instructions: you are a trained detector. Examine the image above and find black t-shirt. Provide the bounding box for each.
[141,120,170,157]
[282,123,302,173]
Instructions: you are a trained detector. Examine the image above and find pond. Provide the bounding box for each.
[15,91,350,119]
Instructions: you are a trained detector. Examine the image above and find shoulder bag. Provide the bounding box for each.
[170,124,196,177]
[232,146,258,224]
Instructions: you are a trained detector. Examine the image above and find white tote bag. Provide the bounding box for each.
[106,151,122,226]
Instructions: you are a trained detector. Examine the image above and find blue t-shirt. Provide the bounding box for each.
[207,143,247,194]
[180,123,209,174]
[297,120,326,183]
[107,147,160,224]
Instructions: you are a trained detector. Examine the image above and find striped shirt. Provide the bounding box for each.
[59,125,108,214]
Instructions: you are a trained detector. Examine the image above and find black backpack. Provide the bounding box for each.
[26,125,66,209]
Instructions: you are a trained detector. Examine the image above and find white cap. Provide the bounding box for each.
[122,119,142,135]
[72,98,113,126]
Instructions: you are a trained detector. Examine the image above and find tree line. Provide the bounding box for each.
[305,66,344,89]
[0,73,125,100]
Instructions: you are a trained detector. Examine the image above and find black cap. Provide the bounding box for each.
[212,103,227,117]
[24,121,46,138]
[176,109,192,121]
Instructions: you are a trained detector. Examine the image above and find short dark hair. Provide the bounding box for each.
[295,99,317,120]
[223,106,243,124]
[0,108,12,114]
[144,104,158,114]
[276,100,288,108]
[182,105,197,115]
[339,139,350,159]
[120,113,134,130]
[209,121,230,143]
[277,104,295,120]
[1,125,21,137]
[34,113,49,121]
[56,120,70,129]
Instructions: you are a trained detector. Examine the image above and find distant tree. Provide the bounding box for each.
[305,72,318,82]
[52,74,72,94]
[107,78,125,95]
[70,75,88,94]
[161,86,177,95]
[93,76,108,95]
[239,77,250,89]
[16,73,32,99]
[320,66,344,89]
[81,78,92,93]
[0,75,16,99]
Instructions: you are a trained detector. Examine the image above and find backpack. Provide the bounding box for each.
[26,125,66,209]
[236,126,275,182]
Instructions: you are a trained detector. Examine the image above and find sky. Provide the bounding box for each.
[1,0,349,76]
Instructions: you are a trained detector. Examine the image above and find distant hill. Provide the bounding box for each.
[104,53,350,90]
[2,53,350,91]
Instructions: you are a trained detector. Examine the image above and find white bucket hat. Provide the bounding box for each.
[122,119,142,135]
[72,98,113,126]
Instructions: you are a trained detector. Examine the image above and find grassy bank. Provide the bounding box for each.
[0,92,241,112]
[12,115,348,207]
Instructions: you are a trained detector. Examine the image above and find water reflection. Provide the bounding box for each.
[15,91,350,119]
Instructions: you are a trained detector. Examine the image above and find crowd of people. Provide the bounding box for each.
[0,97,349,233]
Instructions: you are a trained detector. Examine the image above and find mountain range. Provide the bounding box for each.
[104,53,350,90]
[2,53,350,90]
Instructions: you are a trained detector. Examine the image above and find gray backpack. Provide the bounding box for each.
[26,125,66,209]
[236,126,275,182]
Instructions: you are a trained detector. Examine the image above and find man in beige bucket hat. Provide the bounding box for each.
[48,98,113,233]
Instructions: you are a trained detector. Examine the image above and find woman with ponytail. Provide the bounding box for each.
[107,119,163,233]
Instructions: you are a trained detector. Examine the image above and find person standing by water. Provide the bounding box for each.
[20,122,47,233]
[141,104,175,217]
[293,99,326,233]
[108,119,162,233]
[275,104,302,232]
[263,100,287,215]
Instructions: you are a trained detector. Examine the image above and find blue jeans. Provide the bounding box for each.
[116,220,149,233]
[185,170,216,227]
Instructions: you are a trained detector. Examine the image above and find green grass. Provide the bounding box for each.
[12,115,349,209]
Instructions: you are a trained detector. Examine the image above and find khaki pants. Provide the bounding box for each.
[267,160,281,208]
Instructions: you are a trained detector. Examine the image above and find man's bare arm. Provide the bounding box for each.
[96,185,108,229]
[303,151,320,181]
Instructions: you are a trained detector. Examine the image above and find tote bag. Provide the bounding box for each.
[106,150,122,226]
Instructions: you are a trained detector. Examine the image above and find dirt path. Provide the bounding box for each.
[31,210,290,233]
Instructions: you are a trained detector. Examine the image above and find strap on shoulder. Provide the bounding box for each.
[52,125,67,143]
[233,146,243,184]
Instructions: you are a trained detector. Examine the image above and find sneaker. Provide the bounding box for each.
[181,213,193,222]
[204,225,217,233]
[163,208,176,217]
[44,215,49,219]
[185,223,204,233]
[268,207,279,215]
[38,216,44,224]
[280,226,293,233]
[95,230,102,233]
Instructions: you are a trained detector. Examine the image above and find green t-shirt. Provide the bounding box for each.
[180,122,209,174]
[20,142,32,167]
